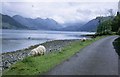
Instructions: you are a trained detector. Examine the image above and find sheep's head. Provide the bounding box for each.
[28,50,34,56]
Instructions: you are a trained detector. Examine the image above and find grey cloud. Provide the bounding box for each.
[1,1,118,24]
[76,9,92,15]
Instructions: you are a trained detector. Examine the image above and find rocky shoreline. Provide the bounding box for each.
[1,39,80,71]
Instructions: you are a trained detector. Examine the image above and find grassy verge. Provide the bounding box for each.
[3,36,106,75]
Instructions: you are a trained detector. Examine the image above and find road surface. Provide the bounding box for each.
[46,36,119,75]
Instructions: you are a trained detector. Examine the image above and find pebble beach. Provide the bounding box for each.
[1,39,80,71]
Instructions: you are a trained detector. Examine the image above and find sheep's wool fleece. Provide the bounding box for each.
[31,45,46,55]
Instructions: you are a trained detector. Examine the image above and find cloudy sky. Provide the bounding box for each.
[0,0,119,24]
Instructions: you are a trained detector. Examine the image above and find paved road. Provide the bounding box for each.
[46,36,119,75]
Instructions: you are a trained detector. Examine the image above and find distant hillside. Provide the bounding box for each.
[59,16,114,32]
[78,16,114,32]
[1,14,114,32]
[13,15,62,30]
[0,14,28,29]
[78,18,99,32]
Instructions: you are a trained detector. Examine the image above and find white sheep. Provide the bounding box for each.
[81,37,87,42]
[29,45,46,56]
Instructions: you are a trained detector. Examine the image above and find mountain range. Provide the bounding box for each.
[13,15,62,30]
[1,13,114,32]
[0,13,28,29]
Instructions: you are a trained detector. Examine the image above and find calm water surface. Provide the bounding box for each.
[1,29,95,53]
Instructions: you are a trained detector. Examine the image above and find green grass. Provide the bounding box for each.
[3,36,106,75]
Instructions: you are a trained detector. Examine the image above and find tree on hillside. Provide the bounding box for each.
[97,19,112,35]
[111,12,120,32]
[108,9,114,16]
[97,12,120,35]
